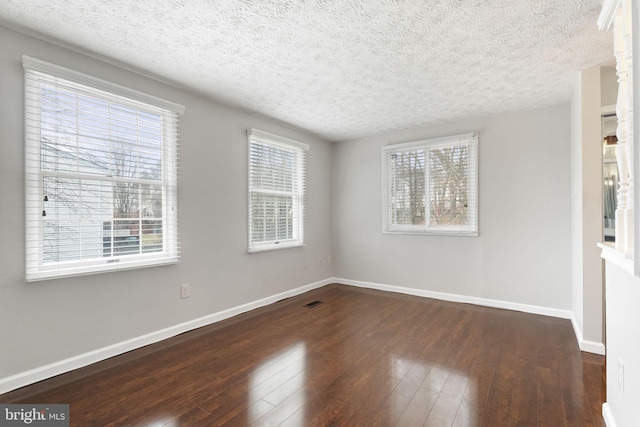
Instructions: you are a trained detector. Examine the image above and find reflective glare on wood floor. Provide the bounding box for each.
[1,284,605,426]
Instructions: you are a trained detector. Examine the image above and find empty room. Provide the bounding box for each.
[1,0,639,426]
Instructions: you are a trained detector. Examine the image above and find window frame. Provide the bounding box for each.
[24,56,184,282]
[247,129,308,253]
[382,132,478,236]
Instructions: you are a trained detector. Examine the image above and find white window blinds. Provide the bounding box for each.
[382,132,478,236]
[24,56,184,281]
[248,129,308,252]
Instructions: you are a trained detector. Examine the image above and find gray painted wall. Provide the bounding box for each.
[0,25,333,379]
[604,262,640,426]
[601,66,618,108]
[331,106,572,309]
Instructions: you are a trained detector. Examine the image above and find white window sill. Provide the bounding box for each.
[26,256,180,282]
[598,242,634,275]
[383,229,478,237]
[248,242,305,253]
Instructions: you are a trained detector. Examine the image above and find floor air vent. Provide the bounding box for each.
[303,300,324,308]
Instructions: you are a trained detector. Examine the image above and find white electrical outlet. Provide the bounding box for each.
[327,255,332,264]
[618,359,625,392]
[180,283,190,299]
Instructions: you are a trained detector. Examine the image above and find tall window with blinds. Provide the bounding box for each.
[382,133,478,236]
[248,129,308,252]
[24,57,184,281]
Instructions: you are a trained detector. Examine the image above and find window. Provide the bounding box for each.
[24,56,183,281]
[248,129,308,252]
[382,132,478,236]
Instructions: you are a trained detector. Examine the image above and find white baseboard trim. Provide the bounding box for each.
[580,340,606,355]
[602,403,617,427]
[335,278,608,355]
[333,277,573,319]
[0,278,332,396]
[570,314,606,355]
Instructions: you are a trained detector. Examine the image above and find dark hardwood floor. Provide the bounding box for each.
[1,284,605,426]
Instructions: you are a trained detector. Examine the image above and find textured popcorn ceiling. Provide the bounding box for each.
[0,0,613,142]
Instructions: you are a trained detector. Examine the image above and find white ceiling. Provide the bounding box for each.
[0,0,613,142]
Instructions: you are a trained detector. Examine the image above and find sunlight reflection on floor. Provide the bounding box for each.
[249,341,307,425]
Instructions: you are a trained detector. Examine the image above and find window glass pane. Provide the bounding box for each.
[276,196,294,241]
[76,136,110,173]
[142,220,163,253]
[38,91,166,261]
[113,220,140,255]
[77,96,111,140]
[141,184,163,218]
[250,143,295,192]
[250,193,295,244]
[43,177,112,263]
[390,150,425,225]
[429,144,469,226]
[102,221,113,257]
[109,141,139,179]
[41,88,80,170]
[113,182,140,219]
[40,85,164,181]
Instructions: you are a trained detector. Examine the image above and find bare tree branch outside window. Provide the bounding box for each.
[429,145,469,226]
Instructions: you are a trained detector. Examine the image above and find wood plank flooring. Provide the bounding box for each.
[0,284,605,426]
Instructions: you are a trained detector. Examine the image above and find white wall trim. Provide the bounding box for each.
[333,277,573,319]
[23,55,185,114]
[0,278,332,395]
[580,340,605,355]
[603,403,618,427]
[599,242,635,275]
[601,104,617,115]
[598,0,621,30]
[570,314,607,355]
[334,278,607,355]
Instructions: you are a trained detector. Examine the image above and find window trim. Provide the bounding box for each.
[247,129,308,253]
[382,132,478,236]
[24,56,184,282]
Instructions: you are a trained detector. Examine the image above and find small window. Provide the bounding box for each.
[248,129,308,252]
[382,132,478,236]
[24,56,184,281]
